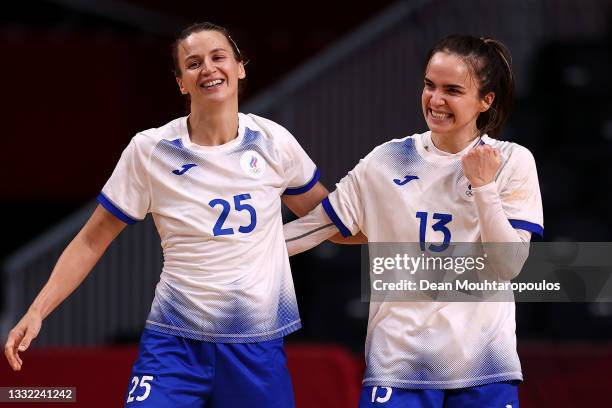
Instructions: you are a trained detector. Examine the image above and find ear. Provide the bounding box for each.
[176,76,188,95]
[480,92,495,112]
[238,61,246,80]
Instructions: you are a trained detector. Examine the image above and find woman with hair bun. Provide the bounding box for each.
[5,22,328,407]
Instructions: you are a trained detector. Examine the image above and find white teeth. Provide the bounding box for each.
[203,79,223,88]
[430,109,451,119]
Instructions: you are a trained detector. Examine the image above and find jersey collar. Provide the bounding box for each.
[179,113,248,153]
[415,131,485,165]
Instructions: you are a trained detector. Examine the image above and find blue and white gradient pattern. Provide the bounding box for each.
[100,113,316,343]
[146,271,301,343]
[362,301,523,389]
[323,131,542,389]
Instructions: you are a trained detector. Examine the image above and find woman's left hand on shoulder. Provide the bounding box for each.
[461,144,501,188]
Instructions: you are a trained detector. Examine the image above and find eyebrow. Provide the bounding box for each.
[424,77,466,90]
[209,47,229,54]
[183,48,229,61]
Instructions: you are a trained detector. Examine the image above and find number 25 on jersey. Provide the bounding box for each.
[209,193,257,236]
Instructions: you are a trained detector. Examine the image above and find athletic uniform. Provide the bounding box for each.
[285,131,543,408]
[98,113,319,407]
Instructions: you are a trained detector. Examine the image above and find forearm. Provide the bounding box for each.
[29,205,124,319]
[473,182,530,280]
[29,234,104,319]
[473,183,528,243]
[284,204,337,256]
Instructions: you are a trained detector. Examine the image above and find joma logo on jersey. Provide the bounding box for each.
[393,175,419,186]
[172,163,198,175]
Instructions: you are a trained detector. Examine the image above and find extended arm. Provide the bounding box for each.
[282,183,367,247]
[4,205,125,371]
[284,204,337,256]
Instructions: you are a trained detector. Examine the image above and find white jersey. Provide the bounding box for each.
[324,131,543,389]
[98,113,319,343]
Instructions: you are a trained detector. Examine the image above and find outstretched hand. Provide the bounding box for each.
[4,310,42,371]
[461,145,502,188]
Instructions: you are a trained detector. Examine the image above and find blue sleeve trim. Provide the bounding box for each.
[509,219,544,238]
[283,168,321,195]
[97,192,138,225]
[321,197,352,238]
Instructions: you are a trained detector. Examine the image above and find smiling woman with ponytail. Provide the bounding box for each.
[284,33,543,408]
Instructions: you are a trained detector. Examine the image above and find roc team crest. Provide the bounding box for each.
[240,151,266,178]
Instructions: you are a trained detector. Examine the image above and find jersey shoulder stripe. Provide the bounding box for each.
[322,197,352,237]
[509,219,544,238]
[97,192,139,224]
[283,168,321,195]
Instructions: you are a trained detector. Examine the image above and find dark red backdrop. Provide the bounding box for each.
[1,343,610,407]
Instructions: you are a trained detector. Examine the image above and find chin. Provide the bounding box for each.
[209,90,239,102]
[427,122,450,134]
[199,94,231,104]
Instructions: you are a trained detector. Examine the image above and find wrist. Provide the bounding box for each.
[471,181,496,192]
[472,182,500,207]
[27,305,44,320]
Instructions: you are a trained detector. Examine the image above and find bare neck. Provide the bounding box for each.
[430,129,479,154]
[187,105,239,147]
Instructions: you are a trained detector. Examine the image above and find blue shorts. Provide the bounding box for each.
[359,381,519,408]
[123,328,295,407]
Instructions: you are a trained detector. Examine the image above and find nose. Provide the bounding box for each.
[200,59,215,76]
[429,90,445,107]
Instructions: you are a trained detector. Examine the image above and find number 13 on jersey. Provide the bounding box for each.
[416,211,452,252]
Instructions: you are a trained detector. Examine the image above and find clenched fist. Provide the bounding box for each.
[461,144,502,188]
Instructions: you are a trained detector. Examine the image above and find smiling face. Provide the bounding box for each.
[422,52,493,143]
[175,30,245,107]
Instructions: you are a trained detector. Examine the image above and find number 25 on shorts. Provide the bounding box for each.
[126,376,154,403]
